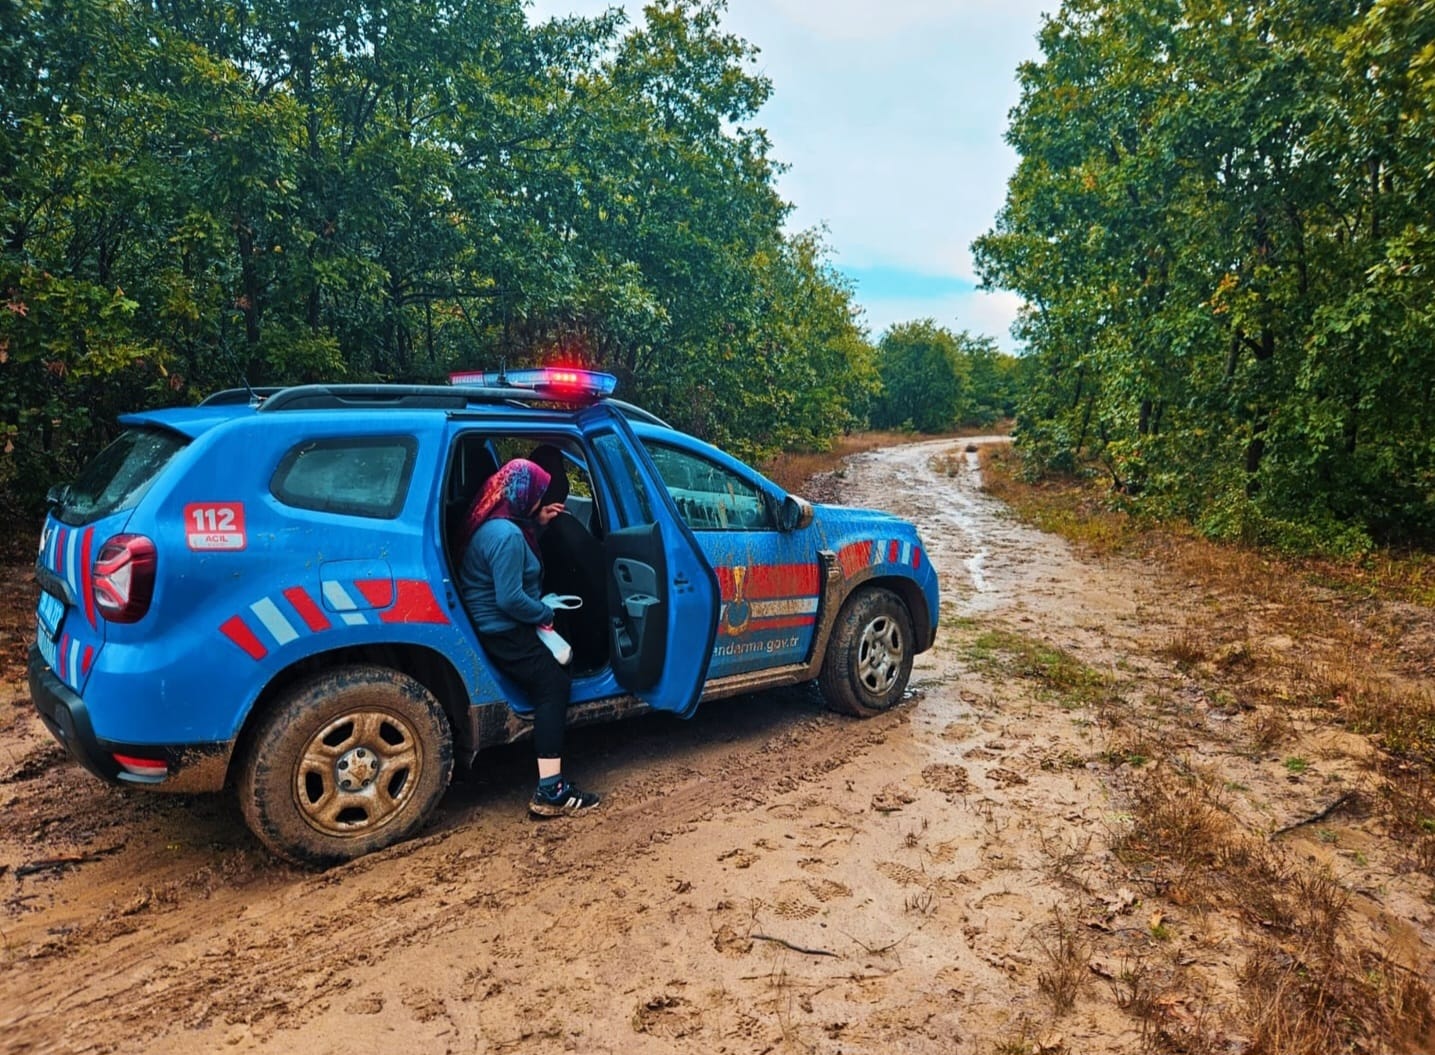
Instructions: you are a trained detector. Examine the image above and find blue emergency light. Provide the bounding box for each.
[449,366,618,399]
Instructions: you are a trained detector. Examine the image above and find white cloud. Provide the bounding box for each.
[962,289,1025,345]
[778,140,1021,279]
[763,0,1002,41]
[721,0,1045,284]
[526,0,1048,349]
[858,288,1024,352]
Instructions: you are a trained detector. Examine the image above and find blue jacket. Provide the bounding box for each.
[459,519,554,634]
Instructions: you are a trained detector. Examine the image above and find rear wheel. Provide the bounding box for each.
[238,665,453,868]
[819,588,914,718]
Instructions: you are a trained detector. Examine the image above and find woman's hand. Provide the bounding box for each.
[537,502,565,526]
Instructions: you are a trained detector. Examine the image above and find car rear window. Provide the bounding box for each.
[271,436,416,519]
[55,427,188,526]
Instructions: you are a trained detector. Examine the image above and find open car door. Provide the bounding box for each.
[581,409,719,719]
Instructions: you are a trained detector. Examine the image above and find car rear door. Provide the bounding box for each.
[579,406,719,718]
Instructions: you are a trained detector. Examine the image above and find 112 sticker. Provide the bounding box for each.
[185,502,246,550]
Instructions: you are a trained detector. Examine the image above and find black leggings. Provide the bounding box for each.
[478,625,572,758]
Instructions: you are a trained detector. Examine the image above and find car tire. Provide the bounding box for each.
[819,588,914,718]
[237,665,453,868]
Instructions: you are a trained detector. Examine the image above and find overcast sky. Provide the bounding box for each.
[526,0,1052,351]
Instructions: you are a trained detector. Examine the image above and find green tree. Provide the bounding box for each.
[975,0,1435,549]
[871,321,973,433]
[1,0,879,520]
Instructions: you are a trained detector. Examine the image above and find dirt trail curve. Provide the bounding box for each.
[0,438,1420,1053]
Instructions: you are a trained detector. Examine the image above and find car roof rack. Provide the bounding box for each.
[251,382,634,414]
[198,386,284,406]
[256,384,505,412]
[197,381,671,425]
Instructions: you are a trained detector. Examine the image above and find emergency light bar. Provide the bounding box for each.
[449,366,618,399]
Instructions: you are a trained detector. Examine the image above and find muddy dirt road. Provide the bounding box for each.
[1,438,1428,1054]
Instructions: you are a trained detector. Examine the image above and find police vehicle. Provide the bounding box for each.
[29,367,939,865]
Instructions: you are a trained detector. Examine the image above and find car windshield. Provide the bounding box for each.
[55,427,188,526]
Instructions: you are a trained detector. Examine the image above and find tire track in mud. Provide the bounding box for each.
[844,437,1109,623]
[0,686,911,1051]
[1,440,1008,1054]
[2,437,1180,1055]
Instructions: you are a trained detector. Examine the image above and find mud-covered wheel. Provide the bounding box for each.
[819,588,915,718]
[238,665,453,868]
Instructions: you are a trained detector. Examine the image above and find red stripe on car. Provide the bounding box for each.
[838,541,873,578]
[714,563,820,600]
[283,586,332,632]
[220,616,268,660]
[380,580,450,625]
[80,527,97,629]
[354,579,395,608]
[746,615,817,631]
[81,645,95,675]
[888,539,900,564]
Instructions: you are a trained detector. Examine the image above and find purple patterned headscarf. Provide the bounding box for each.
[462,458,552,554]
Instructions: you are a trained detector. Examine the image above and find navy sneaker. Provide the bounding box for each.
[529,779,602,818]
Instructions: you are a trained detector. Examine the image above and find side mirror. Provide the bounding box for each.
[46,483,71,508]
[778,495,813,533]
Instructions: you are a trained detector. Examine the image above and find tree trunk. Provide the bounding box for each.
[1242,326,1274,489]
[236,222,262,356]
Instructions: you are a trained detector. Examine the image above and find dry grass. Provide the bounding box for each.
[979,445,1144,554]
[1237,939,1433,1055]
[1373,757,1435,876]
[1107,760,1434,1051]
[1033,906,1092,1017]
[1111,763,1235,887]
[975,448,1435,1051]
[1157,630,1208,669]
[1300,550,1435,608]
[982,447,1435,825]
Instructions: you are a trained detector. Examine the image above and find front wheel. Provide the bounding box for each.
[819,588,915,718]
[238,665,453,868]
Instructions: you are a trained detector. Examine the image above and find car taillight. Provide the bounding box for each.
[93,534,157,623]
[113,753,168,781]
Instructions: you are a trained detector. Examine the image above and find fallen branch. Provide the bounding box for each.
[1269,792,1356,840]
[15,847,119,878]
[751,933,838,957]
[840,928,912,955]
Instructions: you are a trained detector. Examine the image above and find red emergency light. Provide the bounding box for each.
[448,366,618,399]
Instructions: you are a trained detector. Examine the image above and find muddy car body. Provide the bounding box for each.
[28,369,939,865]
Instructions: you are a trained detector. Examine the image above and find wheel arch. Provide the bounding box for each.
[228,643,472,787]
[841,573,933,653]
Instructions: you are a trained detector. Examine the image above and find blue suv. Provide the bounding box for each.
[29,368,939,865]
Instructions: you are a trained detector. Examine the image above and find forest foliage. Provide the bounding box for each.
[3,0,989,517]
[975,0,1435,552]
[869,320,1020,433]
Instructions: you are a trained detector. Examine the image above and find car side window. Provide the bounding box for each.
[642,442,774,531]
[271,436,416,519]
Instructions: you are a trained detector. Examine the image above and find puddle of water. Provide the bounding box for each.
[960,448,992,602]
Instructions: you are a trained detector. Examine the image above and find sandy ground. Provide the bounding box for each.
[0,438,1430,1054]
